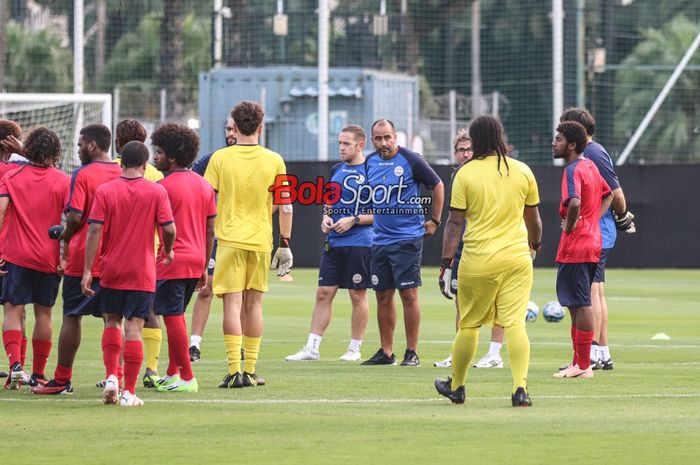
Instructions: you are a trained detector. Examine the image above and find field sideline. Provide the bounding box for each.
[3,268,699,464]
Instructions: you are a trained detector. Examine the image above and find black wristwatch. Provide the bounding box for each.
[353,216,360,225]
[430,218,441,227]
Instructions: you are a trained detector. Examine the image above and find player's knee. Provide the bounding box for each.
[198,286,214,299]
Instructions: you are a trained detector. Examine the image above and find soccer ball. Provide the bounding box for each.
[525,301,539,323]
[543,301,565,322]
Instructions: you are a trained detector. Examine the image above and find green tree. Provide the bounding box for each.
[614,15,700,162]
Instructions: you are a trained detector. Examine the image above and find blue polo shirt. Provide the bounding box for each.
[365,147,442,245]
[584,141,620,249]
[327,162,373,247]
[192,151,215,176]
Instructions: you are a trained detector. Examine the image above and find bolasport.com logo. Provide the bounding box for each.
[268,174,431,216]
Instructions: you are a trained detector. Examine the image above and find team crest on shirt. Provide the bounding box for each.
[371,274,379,286]
[208,258,216,269]
[352,274,362,284]
[393,166,404,177]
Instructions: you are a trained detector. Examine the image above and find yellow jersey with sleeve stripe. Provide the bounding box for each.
[450,155,539,276]
[115,157,164,182]
[204,144,286,252]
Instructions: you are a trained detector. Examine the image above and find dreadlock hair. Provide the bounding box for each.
[24,126,61,167]
[469,115,509,175]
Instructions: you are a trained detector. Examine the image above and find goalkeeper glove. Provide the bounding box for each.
[614,210,636,233]
[271,236,293,276]
[438,257,454,300]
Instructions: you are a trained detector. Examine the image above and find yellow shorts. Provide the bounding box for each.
[457,258,533,329]
[213,246,271,294]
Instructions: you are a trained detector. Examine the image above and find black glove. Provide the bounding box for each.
[438,257,454,300]
[48,224,65,240]
[613,210,636,233]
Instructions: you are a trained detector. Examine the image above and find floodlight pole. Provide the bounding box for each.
[318,0,329,161]
[214,0,223,68]
[74,0,84,95]
[552,0,564,166]
[471,0,482,117]
[616,30,700,165]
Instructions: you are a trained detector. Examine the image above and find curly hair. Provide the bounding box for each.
[151,122,201,168]
[560,107,595,137]
[231,101,264,136]
[469,116,509,175]
[556,121,588,154]
[115,119,147,153]
[24,126,61,167]
[0,119,21,142]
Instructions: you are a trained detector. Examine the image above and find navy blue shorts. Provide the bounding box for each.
[207,240,217,276]
[450,243,464,296]
[593,248,611,283]
[1,262,61,307]
[99,287,154,321]
[0,274,5,304]
[318,246,372,289]
[556,262,597,308]
[371,238,423,291]
[154,278,199,315]
[63,275,102,317]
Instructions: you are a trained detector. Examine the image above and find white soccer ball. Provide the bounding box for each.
[543,301,565,322]
[525,301,539,323]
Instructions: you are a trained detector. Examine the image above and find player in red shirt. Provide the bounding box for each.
[0,126,70,389]
[150,123,215,393]
[82,141,175,407]
[32,124,122,395]
[552,121,612,379]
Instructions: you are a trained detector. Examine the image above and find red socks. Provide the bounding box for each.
[570,324,578,366]
[164,315,193,381]
[32,339,52,377]
[3,330,22,366]
[575,329,594,370]
[122,340,143,395]
[102,327,122,379]
[21,337,28,366]
[54,364,73,385]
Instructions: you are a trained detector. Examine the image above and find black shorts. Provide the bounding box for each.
[1,262,61,307]
[99,287,154,321]
[318,246,372,289]
[154,278,199,316]
[593,248,612,283]
[63,275,102,317]
[207,240,217,276]
[450,243,464,296]
[371,238,423,291]
[556,262,597,308]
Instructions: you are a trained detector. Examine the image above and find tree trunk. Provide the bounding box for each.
[160,0,185,118]
[0,0,8,91]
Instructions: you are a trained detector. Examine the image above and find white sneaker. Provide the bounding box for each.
[473,352,504,368]
[338,349,361,362]
[120,390,144,407]
[102,374,119,405]
[285,347,320,361]
[433,355,452,368]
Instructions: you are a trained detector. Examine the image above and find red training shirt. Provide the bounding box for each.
[556,157,611,263]
[88,176,174,292]
[0,160,27,259]
[0,164,70,273]
[65,161,122,277]
[156,170,217,280]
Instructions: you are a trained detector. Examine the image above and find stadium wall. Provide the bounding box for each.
[278,163,699,269]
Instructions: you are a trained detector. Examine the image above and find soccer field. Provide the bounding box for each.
[3,268,699,464]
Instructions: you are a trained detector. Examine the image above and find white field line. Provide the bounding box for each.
[416,340,700,349]
[1,393,699,405]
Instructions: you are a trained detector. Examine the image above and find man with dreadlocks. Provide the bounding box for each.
[435,116,542,407]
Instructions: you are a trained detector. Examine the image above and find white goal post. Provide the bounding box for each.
[0,93,112,173]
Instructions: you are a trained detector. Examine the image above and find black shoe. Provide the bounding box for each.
[31,379,74,395]
[242,371,265,387]
[600,358,614,370]
[6,362,25,390]
[218,372,243,388]
[27,374,48,387]
[361,349,397,366]
[400,349,420,367]
[0,370,7,378]
[142,368,159,388]
[590,359,603,371]
[434,377,465,404]
[511,387,532,407]
[189,345,201,363]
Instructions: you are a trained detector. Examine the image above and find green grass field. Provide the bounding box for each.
[3,268,699,464]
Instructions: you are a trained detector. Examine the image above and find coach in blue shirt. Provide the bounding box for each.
[361,119,444,367]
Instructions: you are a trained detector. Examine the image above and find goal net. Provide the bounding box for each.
[0,93,112,174]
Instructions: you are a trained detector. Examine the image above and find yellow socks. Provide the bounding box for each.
[142,328,162,372]
[224,334,242,375]
[504,324,530,393]
[243,336,261,374]
[450,327,480,391]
